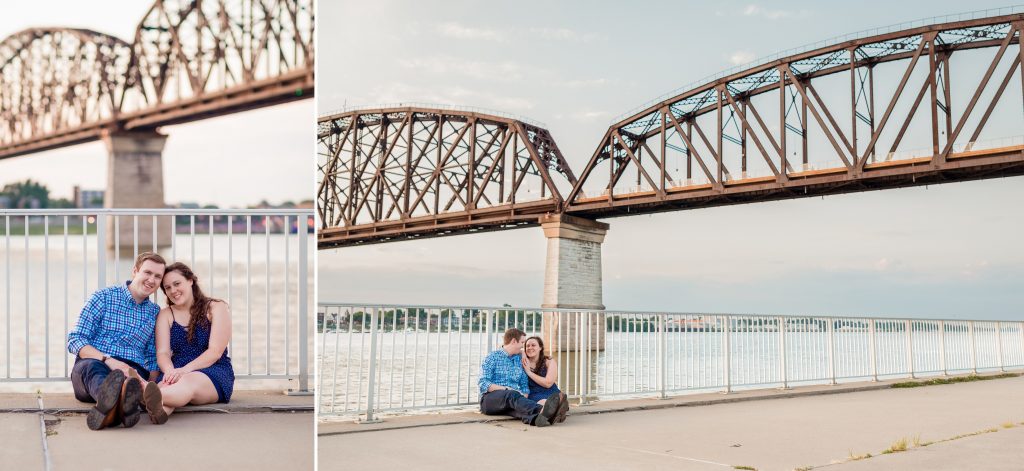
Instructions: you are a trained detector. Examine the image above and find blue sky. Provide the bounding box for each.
[321,1,1024,319]
[0,2,313,207]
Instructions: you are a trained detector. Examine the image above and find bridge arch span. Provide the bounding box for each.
[124,0,315,126]
[0,28,132,155]
[567,12,1024,217]
[317,105,577,248]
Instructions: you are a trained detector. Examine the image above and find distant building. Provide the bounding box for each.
[0,195,10,209]
[73,186,104,208]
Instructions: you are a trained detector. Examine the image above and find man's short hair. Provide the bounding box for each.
[133,252,167,270]
[503,328,526,345]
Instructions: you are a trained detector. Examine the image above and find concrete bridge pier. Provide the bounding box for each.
[540,213,609,353]
[539,213,609,401]
[102,130,172,253]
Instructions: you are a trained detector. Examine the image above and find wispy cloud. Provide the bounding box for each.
[558,78,609,88]
[728,50,756,65]
[349,81,537,112]
[529,27,602,43]
[398,56,544,82]
[433,22,603,43]
[435,22,506,41]
[557,110,611,122]
[741,4,809,20]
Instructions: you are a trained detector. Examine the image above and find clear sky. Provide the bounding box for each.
[0,1,313,208]
[323,1,1024,320]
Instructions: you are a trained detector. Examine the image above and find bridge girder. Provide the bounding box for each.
[0,0,315,160]
[316,107,576,248]
[566,13,1024,218]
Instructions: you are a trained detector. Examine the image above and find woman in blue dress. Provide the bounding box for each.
[138,262,234,424]
[521,336,569,423]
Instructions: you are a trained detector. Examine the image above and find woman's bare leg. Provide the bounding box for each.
[158,372,219,416]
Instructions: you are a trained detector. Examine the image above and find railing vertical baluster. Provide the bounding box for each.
[284,216,290,377]
[63,216,69,376]
[724,315,732,393]
[969,320,977,374]
[939,320,947,375]
[246,215,251,375]
[657,314,666,398]
[583,311,591,404]
[996,321,1004,372]
[906,320,915,378]
[44,216,50,377]
[24,217,29,377]
[360,307,382,423]
[4,214,8,378]
[133,215,138,263]
[778,316,788,388]
[827,318,836,385]
[113,216,119,282]
[297,223,309,393]
[869,319,877,381]
[96,214,106,293]
[265,218,271,375]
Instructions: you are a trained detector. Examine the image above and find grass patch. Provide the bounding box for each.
[892,373,1019,388]
[1001,422,1016,429]
[733,466,756,470]
[847,450,872,461]
[881,437,908,454]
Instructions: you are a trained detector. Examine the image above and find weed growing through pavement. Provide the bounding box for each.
[881,437,908,454]
[891,373,1019,388]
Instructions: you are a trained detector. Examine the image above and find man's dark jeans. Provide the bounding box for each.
[480,389,541,425]
[71,357,149,405]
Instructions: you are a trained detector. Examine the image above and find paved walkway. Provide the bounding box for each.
[1,391,314,470]
[321,374,1024,471]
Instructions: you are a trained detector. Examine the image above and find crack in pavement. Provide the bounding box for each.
[36,395,53,471]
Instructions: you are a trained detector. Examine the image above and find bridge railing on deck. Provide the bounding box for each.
[318,303,1024,421]
[0,209,314,392]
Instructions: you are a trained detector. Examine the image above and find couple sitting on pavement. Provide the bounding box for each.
[66,252,235,430]
[479,328,569,427]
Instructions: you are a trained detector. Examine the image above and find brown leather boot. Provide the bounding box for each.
[554,391,569,423]
[86,370,125,431]
[120,373,143,428]
[142,381,168,424]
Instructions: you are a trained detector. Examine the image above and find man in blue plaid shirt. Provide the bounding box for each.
[67,252,166,430]
[478,328,561,427]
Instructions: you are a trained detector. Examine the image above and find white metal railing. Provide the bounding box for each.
[318,303,1024,422]
[0,209,314,392]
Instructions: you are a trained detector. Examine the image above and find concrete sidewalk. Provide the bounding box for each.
[321,375,1024,471]
[1,391,314,470]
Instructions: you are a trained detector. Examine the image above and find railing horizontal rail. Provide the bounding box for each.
[318,303,1024,422]
[0,209,314,392]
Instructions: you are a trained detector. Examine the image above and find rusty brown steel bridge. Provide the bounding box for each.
[0,0,314,160]
[318,12,1024,249]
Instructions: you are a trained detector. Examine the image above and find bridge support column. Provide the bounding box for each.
[102,130,172,253]
[540,214,609,353]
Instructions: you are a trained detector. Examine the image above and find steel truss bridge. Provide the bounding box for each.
[319,12,1024,248]
[0,0,314,160]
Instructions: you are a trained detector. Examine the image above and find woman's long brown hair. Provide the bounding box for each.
[161,262,221,343]
[525,336,550,374]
